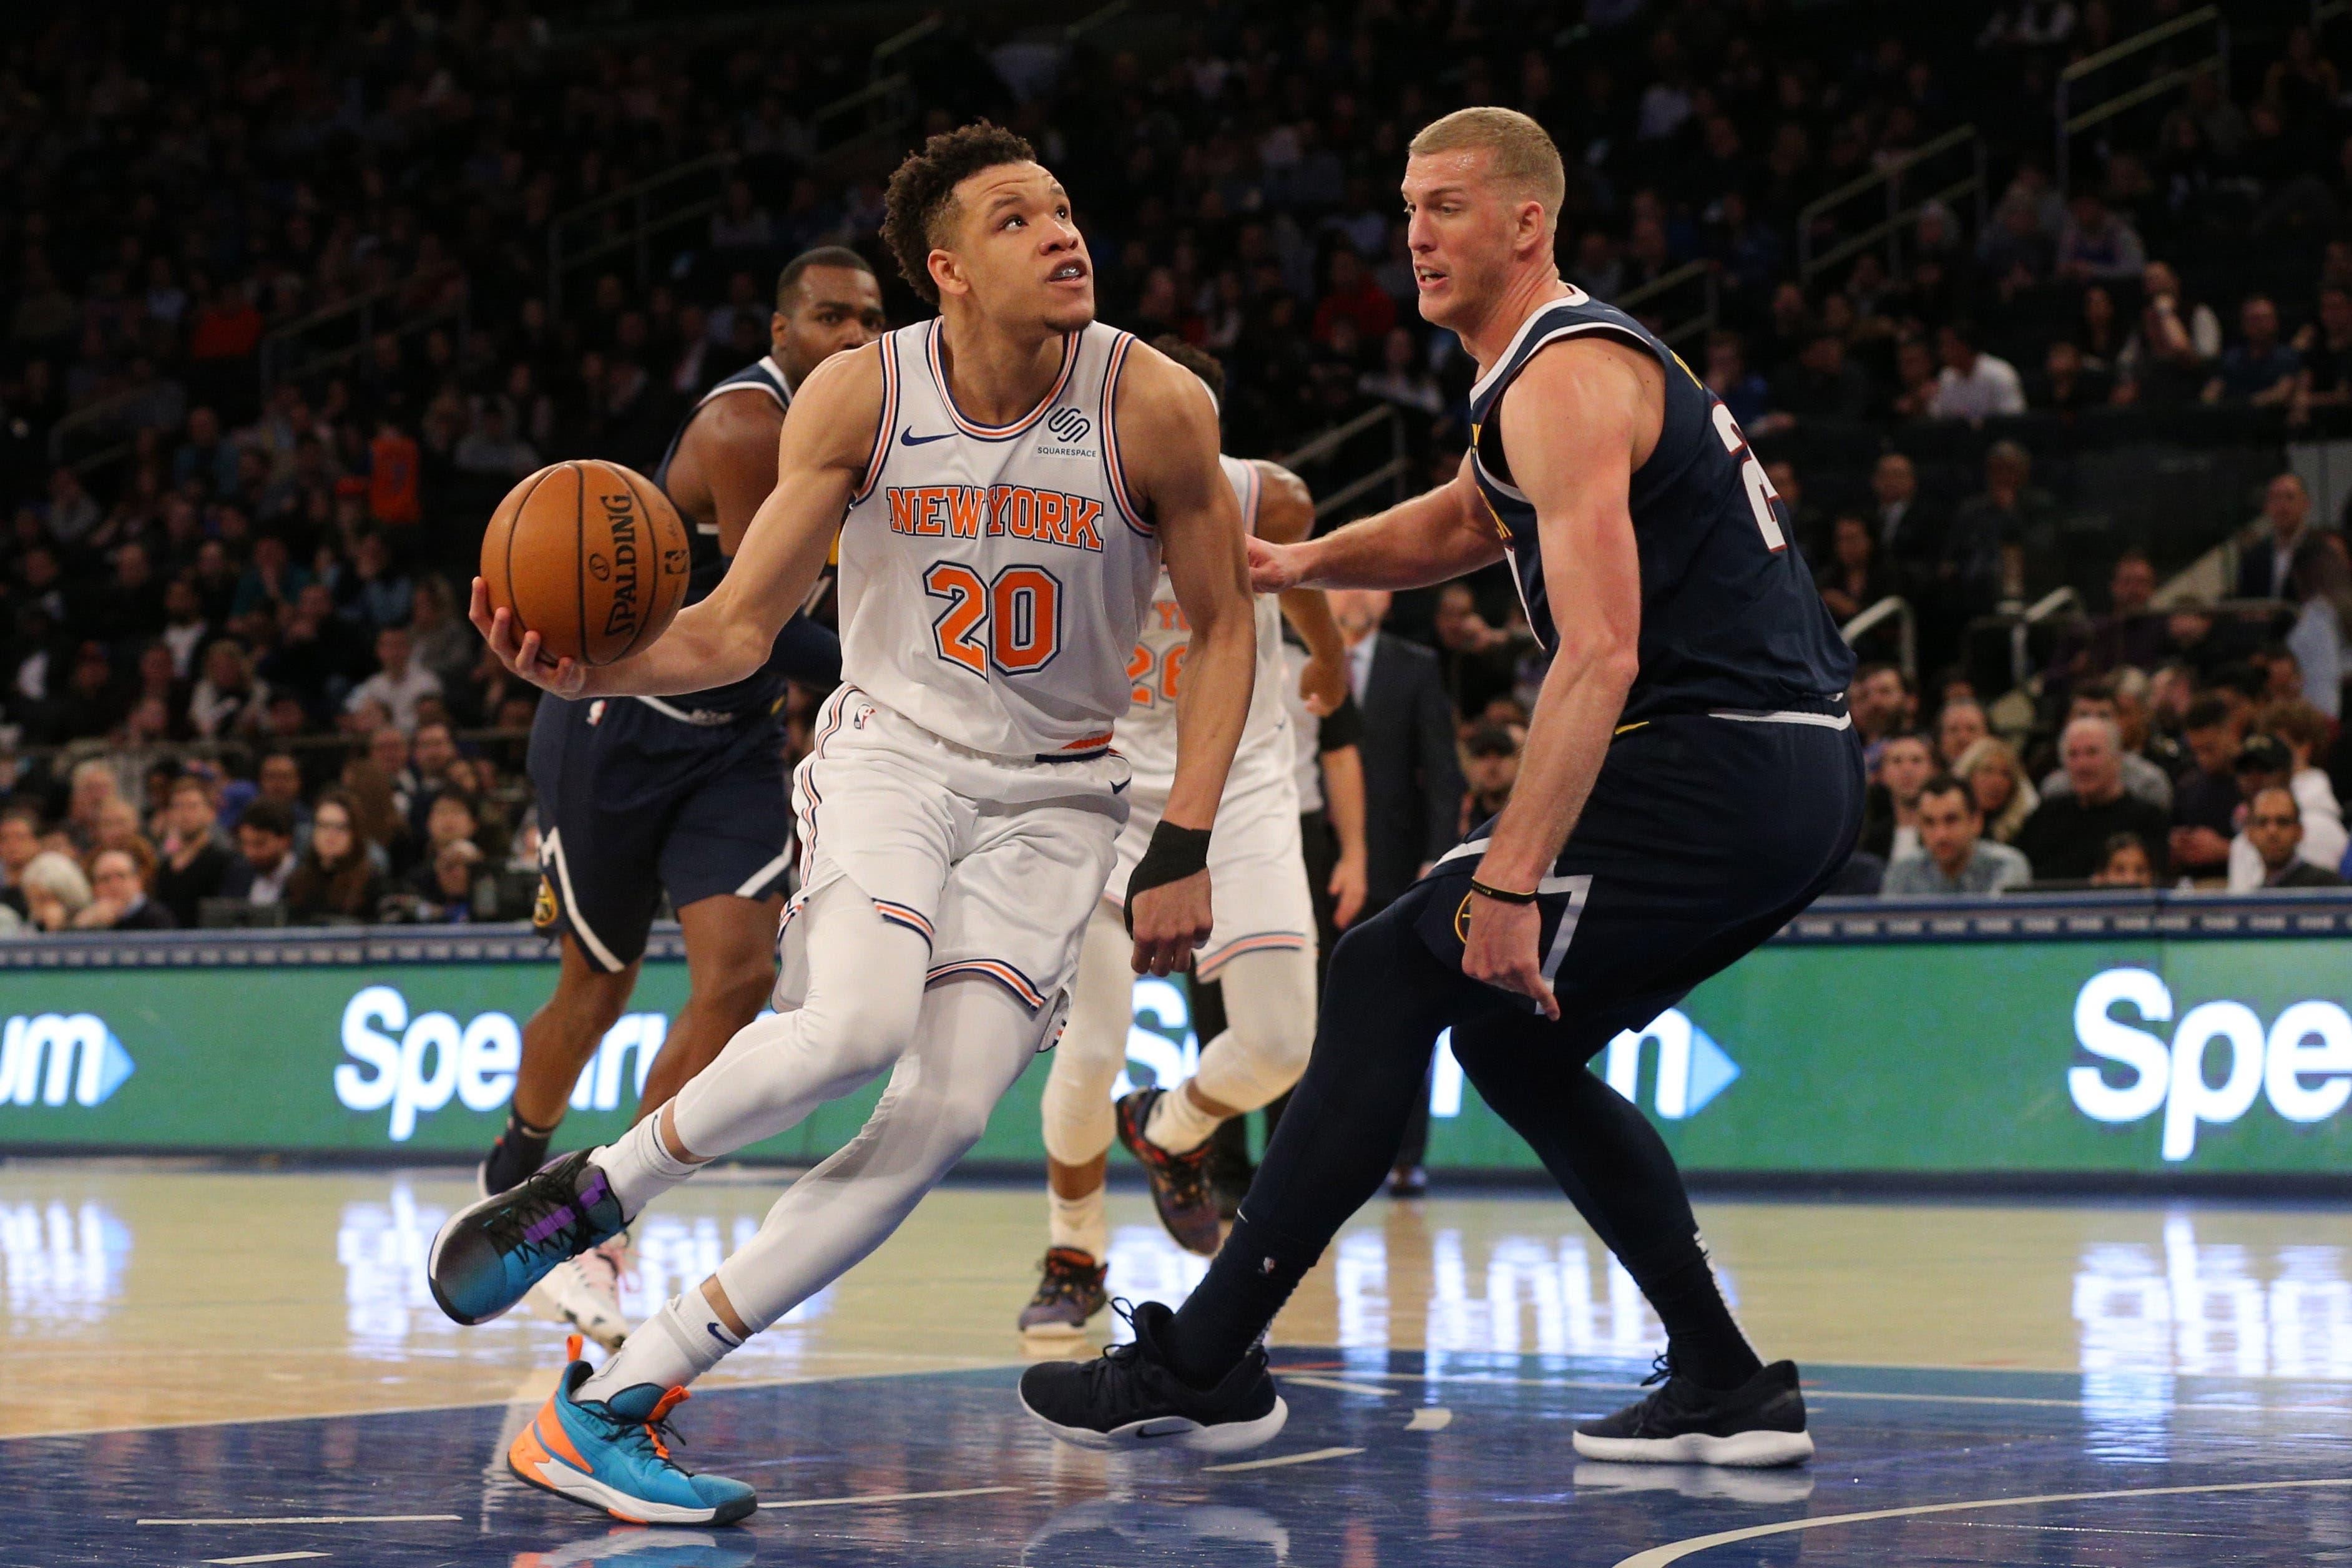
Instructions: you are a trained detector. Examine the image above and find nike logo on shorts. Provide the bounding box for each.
[900,426,954,446]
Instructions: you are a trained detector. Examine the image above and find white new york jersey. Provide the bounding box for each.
[835,319,1162,757]
[1115,453,1293,802]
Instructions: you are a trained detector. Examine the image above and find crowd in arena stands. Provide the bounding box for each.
[6,1,2352,933]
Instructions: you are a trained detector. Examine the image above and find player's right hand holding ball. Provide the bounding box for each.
[471,577,590,699]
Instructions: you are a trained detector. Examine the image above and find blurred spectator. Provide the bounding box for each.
[2225,733,2348,890]
[411,838,491,923]
[78,846,174,931]
[1882,775,2031,896]
[0,807,38,918]
[1459,724,1521,830]
[2014,717,2171,881]
[1860,731,1936,862]
[253,752,315,845]
[1816,516,1894,627]
[154,775,232,928]
[1936,697,1989,768]
[1330,588,1463,916]
[2238,473,2315,602]
[2240,785,2347,889]
[1928,321,2025,420]
[283,791,388,923]
[345,625,443,733]
[2090,833,2157,888]
[2203,296,2300,407]
[1868,453,1941,594]
[2053,193,2145,283]
[2284,531,2351,718]
[1703,331,1773,429]
[1773,330,1873,424]
[19,851,93,933]
[2169,698,2246,879]
[1432,584,1524,723]
[1943,441,2054,612]
[188,639,268,740]
[2294,284,2352,419]
[2028,340,2112,413]
[1851,662,1916,752]
[2115,261,2221,403]
[218,799,299,911]
[2038,682,2173,812]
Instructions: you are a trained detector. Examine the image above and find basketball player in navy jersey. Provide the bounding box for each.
[1021,107,1863,1466]
[479,248,886,1348]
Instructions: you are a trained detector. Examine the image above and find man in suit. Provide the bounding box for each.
[1331,589,1465,913]
[2235,472,2311,603]
[1329,587,1464,1193]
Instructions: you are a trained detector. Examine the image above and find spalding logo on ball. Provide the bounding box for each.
[480,459,693,666]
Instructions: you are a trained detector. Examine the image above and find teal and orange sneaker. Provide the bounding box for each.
[431,1149,625,1327]
[507,1336,757,1526]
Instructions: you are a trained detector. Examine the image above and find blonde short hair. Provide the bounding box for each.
[1408,107,1566,233]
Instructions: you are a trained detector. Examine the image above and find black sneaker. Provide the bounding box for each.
[1114,1089,1222,1255]
[1017,1247,1109,1336]
[429,1149,627,1328]
[1018,1300,1289,1455]
[1572,1355,1813,1468]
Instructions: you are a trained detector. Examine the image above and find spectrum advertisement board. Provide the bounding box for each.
[2,904,2350,1176]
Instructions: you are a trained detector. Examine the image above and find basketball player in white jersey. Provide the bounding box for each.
[486,248,884,1353]
[1022,336,1347,1333]
[433,122,1256,1525]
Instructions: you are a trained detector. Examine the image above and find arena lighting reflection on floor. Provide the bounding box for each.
[3,1182,2351,1386]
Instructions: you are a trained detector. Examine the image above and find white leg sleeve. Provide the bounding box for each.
[713,973,1054,1331]
[1189,943,1317,1114]
[664,877,929,1161]
[1038,900,1132,1168]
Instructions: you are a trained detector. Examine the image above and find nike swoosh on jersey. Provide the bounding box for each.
[899,426,954,446]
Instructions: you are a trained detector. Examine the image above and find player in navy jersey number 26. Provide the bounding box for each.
[1019,107,1864,1467]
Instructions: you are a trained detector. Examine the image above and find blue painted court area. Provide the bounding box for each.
[11,1351,2350,1568]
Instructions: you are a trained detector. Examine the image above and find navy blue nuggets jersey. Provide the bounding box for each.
[650,354,836,712]
[1466,287,1853,725]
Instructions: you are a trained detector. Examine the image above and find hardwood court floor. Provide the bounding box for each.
[3,1162,2349,1565]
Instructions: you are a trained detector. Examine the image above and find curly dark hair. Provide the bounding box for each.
[881,120,1039,306]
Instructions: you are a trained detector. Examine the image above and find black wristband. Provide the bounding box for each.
[1468,876,1538,905]
[1125,823,1212,933]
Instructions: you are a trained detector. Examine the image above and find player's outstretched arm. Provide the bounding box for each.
[1248,451,1502,595]
[1250,459,1348,715]
[474,347,880,698]
[1121,344,1256,974]
[1463,341,1647,1019]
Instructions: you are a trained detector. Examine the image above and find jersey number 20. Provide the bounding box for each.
[926,562,1061,676]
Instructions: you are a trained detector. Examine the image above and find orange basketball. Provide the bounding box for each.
[480,459,693,667]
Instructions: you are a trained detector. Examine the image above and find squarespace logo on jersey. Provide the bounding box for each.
[2069,967,2352,1160]
[333,986,669,1141]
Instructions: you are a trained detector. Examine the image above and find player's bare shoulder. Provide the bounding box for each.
[1107,338,1225,499]
[780,338,892,473]
[1247,459,1315,544]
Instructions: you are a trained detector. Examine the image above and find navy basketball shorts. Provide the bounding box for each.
[1403,712,1865,1059]
[527,693,795,974]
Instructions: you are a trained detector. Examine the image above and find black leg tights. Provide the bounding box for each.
[1450,1011,1762,1389]
[1163,901,1474,1385]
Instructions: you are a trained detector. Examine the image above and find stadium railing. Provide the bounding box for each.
[2055,5,2228,199]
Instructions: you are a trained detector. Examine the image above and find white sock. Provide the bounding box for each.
[1048,1185,1109,1261]
[1144,1082,1222,1154]
[589,1114,702,1217]
[577,1288,740,1403]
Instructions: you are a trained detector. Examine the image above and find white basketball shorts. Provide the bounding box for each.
[777,685,1127,1017]
[1104,773,1314,979]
